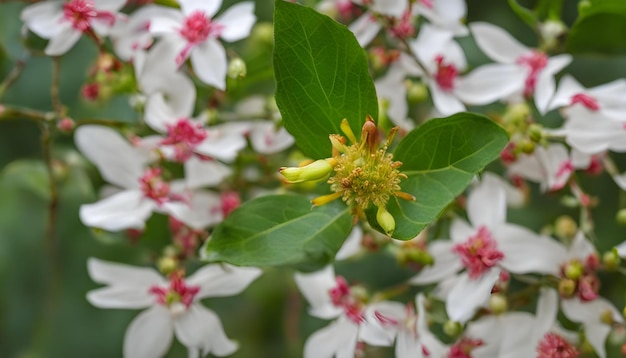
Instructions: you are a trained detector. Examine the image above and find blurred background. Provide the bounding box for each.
[1,0,626,357]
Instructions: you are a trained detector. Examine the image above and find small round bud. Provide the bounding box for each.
[528,123,543,142]
[564,261,584,280]
[558,278,576,297]
[406,81,428,103]
[406,248,434,266]
[554,215,577,240]
[443,320,462,337]
[57,117,75,132]
[603,250,621,271]
[518,139,535,154]
[158,256,178,275]
[616,209,626,226]
[376,206,395,236]
[250,22,273,46]
[503,102,530,125]
[227,58,247,79]
[600,309,615,325]
[489,293,508,315]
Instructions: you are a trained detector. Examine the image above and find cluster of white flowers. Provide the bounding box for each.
[14,0,626,357]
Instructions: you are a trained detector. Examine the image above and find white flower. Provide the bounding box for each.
[21,0,125,56]
[86,258,262,358]
[410,176,566,322]
[469,22,572,113]
[75,126,223,231]
[413,0,468,36]
[294,266,402,357]
[349,0,409,47]
[148,0,256,89]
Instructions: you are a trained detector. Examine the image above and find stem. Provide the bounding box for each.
[0,59,25,99]
[0,105,51,122]
[51,57,63,116]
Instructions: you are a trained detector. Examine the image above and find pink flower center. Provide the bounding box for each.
[516,51,548,97]
[176,11,224,66]
[328,276,365,324]
[434,55,458,92]
[139,167,180,205]
[149,271,200,309]
[62,0,115,32]
[419,0,434,8]
[560,257,601,301]
[448,337,484,358]
[536,333,579,358]
[570,93,599,111]
[160,118,208,162]
[453,226,504,279]
[390,11,415,39]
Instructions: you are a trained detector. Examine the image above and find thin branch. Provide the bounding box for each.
[0,59,25,99]
[50,57,63,116]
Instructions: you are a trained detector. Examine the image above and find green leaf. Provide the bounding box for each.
[274,0,378,159]
[567,0,626,54]
[203,194,352,271]
[372,113,508,240]
[2,160,50,200]
[508,0,538,29]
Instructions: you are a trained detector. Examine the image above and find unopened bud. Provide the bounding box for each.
[603,249,621,271]
[279,159,334,183]
[528,123,543,142]
[250,22,273,46]
[518,139,535,154]
[158,256,178,275]
[57,117,75,132]
[489,293,508,314]
[227,58,247,79]
[554,215,577,240]
[564,261,584,280]
[376,206,395,236]
[559,278,576,297]
[406,248,434,266]
[406,81,428,103]
[443,320,462,337]
[503,102,530,125]
[616,209,626,225]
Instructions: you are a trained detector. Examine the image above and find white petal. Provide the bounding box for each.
[20,2,64,39]
[74,126,149,189]
[586,323,611,358]
[496,225,567,275]
[179,0,222,17]
[94,0,126,12]
[360,301,405,346]
[535,55,572,114]
[450,219,475,243]
[175,305,238,357]
[455,64,526,105]
[335,225,363,260]
[410,241,462,284]
[615,240,626,258]
[163,191,223,229]
[80,190,155,231]
[568,231,596,261]
[467,176,507,228]
[349,13,381,47]
[562,296,622,325]
[294,266,342,319]
[371,0,407,17]
[45,26,81,56]
[87,257,163,285]
[470,22,530,63]
[191,39,227,89]
[533,288,558,341]
[411,24,454,66]
[87,286,156,309]
[446,269,500,323]
[124,305,173,358]
[395,330,423,358]
[248,122,295,155]
[429,81,465,116]
[187,263,262,299]
[217,2,256,42]
[185,157,232,189]
[548,74,584,111]
[304,318,359,358]
[195,128,246,162]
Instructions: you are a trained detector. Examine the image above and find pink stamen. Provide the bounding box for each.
[453,226,504,279]
[62,0,115,32]
[434,55,458,92]
[419,0,434,8]
[149,271,200,308]
[139,168,173,205]
[448,337,484,358]
[160,118,208,162]
[516,51,548,97]
[328,276,351,306]
[328,276,365,324]
[390,11,415,39]
[536,333,579,358]
[177,11,224,65]
[570,93,599,111]
[374,310,399,326]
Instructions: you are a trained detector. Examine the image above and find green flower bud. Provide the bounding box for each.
[489,293,508,315]
[603,249,621,271]
[564,261,584,280]
[443,320,462,337]
[227,58,247,79]
[279,159,334,183]
[376,206,395,236]
[616,209,626,225]
[559,278,576,297]
[406,81,428,103]
[158,256,178,275]
[555,215,577,240]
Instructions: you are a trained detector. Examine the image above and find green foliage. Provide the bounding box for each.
[203,194,352,271]
[375,113,509,240]
[274,0,378,159]
[508,0,538,29]
[567,0,626,54]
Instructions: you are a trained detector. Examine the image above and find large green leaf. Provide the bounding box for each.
[567,0,626,54]
[273,0,378,159]
[371,113,508,240]
[203,194,352,271]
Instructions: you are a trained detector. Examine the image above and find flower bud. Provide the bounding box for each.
[158,256,178,275]
[279,159,334,183]
[616,209,626,226]
[250,22,273,46]
[227,58,247,79]
[603,249,621,271]
[406,80,428,103]
[558,278,576,297]
[528,123,543,142]
[489,293,508,315]
[57,117,75,132]
[376,206,395,236]
[564,261,584,280]
[554,215,577,240]
[406,248,434,266]
[443,320,462,337]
